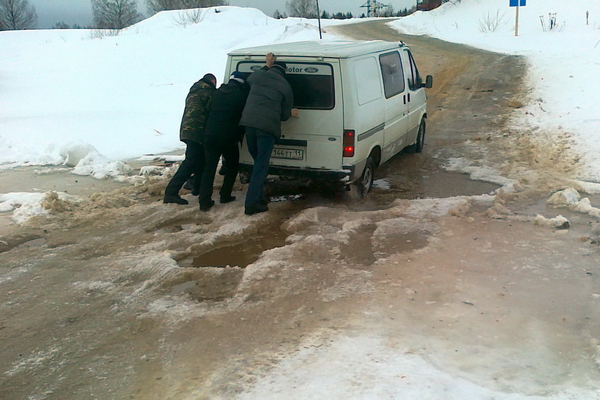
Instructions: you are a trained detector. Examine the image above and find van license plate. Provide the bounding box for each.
[271,147,304,160]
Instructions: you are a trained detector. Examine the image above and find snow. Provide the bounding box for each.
[0,191,81,224]
[236,334,596,400]
[390,0,600,183]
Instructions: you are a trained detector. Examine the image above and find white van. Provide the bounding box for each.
[225,40,432,196]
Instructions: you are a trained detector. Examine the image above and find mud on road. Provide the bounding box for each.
[1,20,600,399]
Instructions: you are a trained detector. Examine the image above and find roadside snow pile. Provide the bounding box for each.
[547,188,600,220]
[59,142,134,179]
[444,157,517,190]
[0,191,81,224]
[547,187,581,206]
[392,0,600,182]
[533,215,570,230]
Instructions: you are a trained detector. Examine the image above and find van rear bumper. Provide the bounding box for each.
[239,164,356,183]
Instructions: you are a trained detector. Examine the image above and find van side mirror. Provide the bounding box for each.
[423,75,433,89]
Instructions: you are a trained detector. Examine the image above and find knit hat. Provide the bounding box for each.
[272,61,288,74]
[230,71,245,84]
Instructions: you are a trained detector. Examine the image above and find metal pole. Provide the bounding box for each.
[515,4,519,36]
[316,0,322,39]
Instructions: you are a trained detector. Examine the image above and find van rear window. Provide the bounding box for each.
[236,62,334,110]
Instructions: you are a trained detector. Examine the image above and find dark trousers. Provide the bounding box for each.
[198,135,240,206]
[244,127,275,208]
[165,140,205,197]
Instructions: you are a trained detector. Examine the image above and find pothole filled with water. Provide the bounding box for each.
[192,229,289,268]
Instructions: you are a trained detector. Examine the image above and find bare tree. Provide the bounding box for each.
[286,0,318,18]
[53,21,70,29]
[92,0,142,29]
[146,0,227,15]
[0,0,37,30]
[146,0,179,13]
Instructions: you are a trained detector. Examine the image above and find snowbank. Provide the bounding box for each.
[391,0,600,182]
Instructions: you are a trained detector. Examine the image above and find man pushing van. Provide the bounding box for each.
[240,52,298,216]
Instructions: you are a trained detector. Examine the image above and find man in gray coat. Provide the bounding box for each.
[240,53,297,215]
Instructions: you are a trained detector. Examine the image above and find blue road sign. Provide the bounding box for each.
[510,0,526,6]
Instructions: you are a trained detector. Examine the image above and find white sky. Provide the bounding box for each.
[28,0,419,28]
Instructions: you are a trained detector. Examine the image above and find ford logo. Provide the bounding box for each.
[250,65,262,71]
[305,67,318,73]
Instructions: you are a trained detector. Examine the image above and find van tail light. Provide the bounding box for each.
[343,130,355,157]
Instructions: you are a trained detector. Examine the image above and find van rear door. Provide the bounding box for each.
[237,60,344,171]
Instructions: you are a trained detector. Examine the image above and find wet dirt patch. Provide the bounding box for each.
[0,232,46,253]
[339,226,378,266]
[372,218,438,259]
[15,237,47,249]
[0,166,130,196]
[374,231,431,259]
[164,267,244,302]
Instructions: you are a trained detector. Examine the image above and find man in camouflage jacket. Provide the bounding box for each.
[164,73,217,204]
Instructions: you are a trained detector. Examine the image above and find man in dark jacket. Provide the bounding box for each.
[198,71,249,211]
[240,53,297,215]
[164,73,217,204]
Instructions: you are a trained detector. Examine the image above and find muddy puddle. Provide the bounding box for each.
[182,163,498,270]
[264,168,499,207]
[374,164,499,200]
[191,229,289,268]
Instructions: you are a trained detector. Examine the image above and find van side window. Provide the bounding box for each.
[379,51,405,99]
[406,50,423,91]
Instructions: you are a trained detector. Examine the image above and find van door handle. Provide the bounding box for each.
[407,93,411,102]
[403,95,407,104]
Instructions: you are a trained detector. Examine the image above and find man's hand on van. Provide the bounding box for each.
[291,108,299,118]
[266,52,275,68]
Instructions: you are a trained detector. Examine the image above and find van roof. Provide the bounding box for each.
[227,40,407,59]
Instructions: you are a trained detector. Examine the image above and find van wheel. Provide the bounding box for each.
[405,119,426,154]
[355,156,375,198]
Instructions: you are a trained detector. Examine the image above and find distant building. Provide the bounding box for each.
[417,0,443,11]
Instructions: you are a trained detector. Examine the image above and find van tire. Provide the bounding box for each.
[355,156,375,198]
[405,119,426,154]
